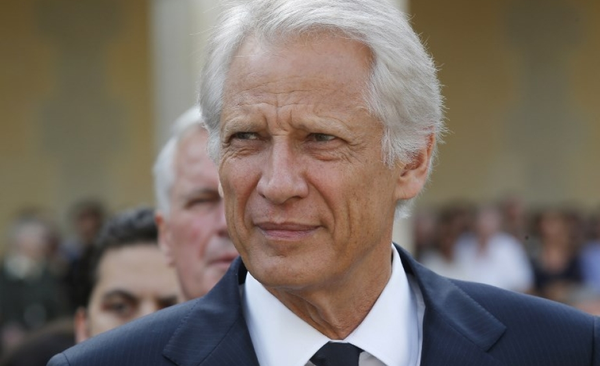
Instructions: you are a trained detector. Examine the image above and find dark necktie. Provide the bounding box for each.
[310,342,362,366]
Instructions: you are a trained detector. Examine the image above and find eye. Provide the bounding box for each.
[187,197,216,206]
[231,132,259,140]
[309,133,336,142]
[103,298,136,319]
[158,296,178,310]
[184,191,221,210]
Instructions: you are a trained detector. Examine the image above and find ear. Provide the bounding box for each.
[218,181,224,198]
[155,211,175,266]
[74,307,90,343]
[394,134,435,200]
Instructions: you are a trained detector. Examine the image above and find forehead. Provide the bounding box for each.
[95,244,172,291]
[223,33,373,110]
[175,129,209,163]
[172,130,218,187]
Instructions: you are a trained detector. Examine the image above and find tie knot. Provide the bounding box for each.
[310,342,362,366]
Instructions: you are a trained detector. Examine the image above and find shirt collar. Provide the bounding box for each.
[242,244,420,366]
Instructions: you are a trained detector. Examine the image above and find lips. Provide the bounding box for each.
[255,222,320,240]
[212,252,238,266]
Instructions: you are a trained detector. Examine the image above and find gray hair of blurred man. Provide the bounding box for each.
[152,107,205,217]
[199,0,445,218]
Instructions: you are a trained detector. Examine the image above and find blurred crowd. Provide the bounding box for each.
[1,195,599,362]
[414,196,600,315]
[0,199,106,362]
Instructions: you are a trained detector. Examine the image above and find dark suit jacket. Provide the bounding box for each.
[48,245,599,366]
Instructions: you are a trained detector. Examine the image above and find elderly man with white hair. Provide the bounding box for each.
[50,0,598,365]
[153,107,238,301]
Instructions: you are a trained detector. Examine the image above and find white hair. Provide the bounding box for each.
[153,107,205,216]
[199,0,445,217]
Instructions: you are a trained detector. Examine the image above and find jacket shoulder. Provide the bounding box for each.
[398,245,598,365]
[452,279,598,365]
[454,279,594,327]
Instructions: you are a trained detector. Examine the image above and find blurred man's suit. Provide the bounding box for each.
[48,245,599,366]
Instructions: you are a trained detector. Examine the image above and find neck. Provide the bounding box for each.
[266,245,393,339]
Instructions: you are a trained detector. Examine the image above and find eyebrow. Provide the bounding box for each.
[157,295,179,305]
[101,290,178,304]
[101,289,137,302]
[221,116,264,136]
[294,116,351,135]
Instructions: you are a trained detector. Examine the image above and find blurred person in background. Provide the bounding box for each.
[74,207,179,343]
[412,208,437,260]
[579,209,600,292]
[153,107,238,301]
[0,318,74,366]
[61,200,107,311]
[563,285,600,317]
[452,205,533,292]
[419,203,473,280]
[499,193,528,243]
[61,200,106,263]
[529,208,583,302]
[564,207,588,251]
[0,213,68,355]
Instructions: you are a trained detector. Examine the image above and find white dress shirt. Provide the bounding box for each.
[242,245,424,366]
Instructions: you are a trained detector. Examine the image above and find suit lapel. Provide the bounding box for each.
[418,312,505,366]
[163,258,259,366]
[396,245,506,366]
[163,247,508,366]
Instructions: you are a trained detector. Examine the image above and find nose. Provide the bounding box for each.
[139,301,160,318]
[256,141,309,205]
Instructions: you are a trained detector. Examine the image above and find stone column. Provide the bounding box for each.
[150,0,220,149]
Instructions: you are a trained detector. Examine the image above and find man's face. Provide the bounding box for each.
[218,34,424,292]
[157,130,238,300]
[76,244,179,342]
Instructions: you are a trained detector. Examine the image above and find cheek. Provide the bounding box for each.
[315,168,388,233]
[171,213,208,239]
[169,221,210,259]
[221,151,263,183]
[311,167,358,208]
[222,166,259,219]
[88,307,120,335]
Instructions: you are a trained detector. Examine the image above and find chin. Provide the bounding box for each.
[249,258,322,290]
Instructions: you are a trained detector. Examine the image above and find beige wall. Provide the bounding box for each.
[411,0,600,210]
[0,0,153,239]
[2,0,598,245]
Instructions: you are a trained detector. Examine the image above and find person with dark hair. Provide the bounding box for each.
[61,199,107,311]
[68,200,106,252]
[73,207,179,343]
[528,208,584,302]
[581,210,600,292]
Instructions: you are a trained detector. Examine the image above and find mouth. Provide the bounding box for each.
[255,222,320,241]
[210,253,238,268]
